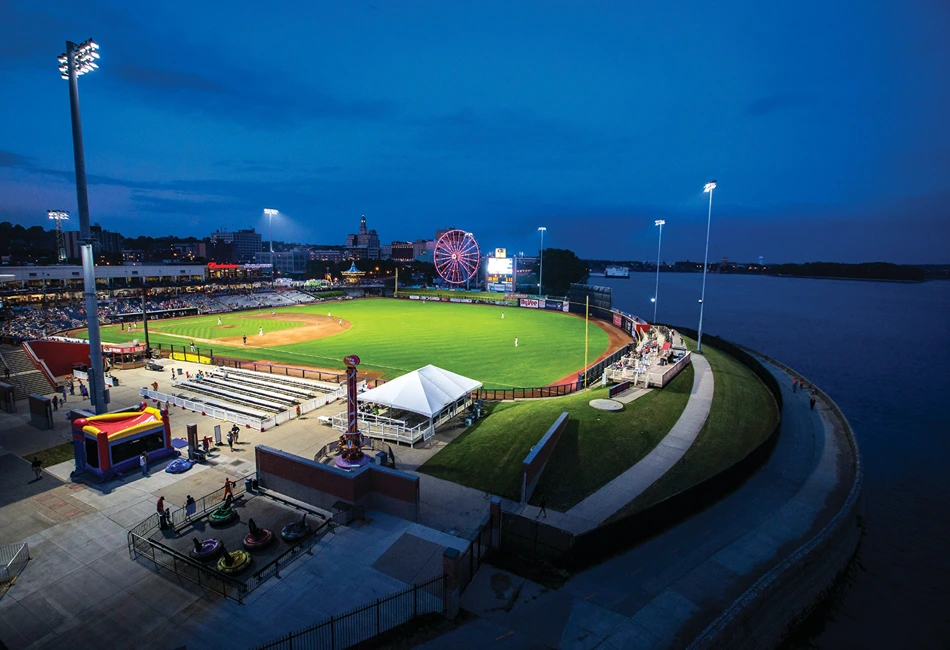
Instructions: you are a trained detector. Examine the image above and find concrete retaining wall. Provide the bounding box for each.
[256,445,420,522]
[688,358,863,650]
[521,412,568,503]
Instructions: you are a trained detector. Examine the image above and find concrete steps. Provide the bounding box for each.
[0,348,58,401]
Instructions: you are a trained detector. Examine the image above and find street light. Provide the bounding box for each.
[58,38,107,414]
[264,208,278,254]
[48,210,70,264]
[538,227,547,296]
[697,180,717,353]
[653,219,665,323]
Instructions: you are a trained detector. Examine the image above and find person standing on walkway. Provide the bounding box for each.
[185,495,196,520]
[810,394,816,411]
[792,378,798,392]
[140,451,149,476]
[31,457,42,481]
[69,382,75,396]
[226,429,234,450]
[61,385,67,402]
[3,366,9,380]
[80,383,88,399]
[538,496,547,519]
[223,478,234,500]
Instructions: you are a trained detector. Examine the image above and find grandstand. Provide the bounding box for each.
[139,365,344,430]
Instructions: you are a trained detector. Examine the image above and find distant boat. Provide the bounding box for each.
[605,266,629,278]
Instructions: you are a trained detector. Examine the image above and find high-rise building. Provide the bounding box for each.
[211,228,262,263]
[390,241,415,261]
[412,239,433,258]
[345,215,380,259]
[255,249,309,275]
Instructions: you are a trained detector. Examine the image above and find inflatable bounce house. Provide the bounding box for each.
[71,402,174,481]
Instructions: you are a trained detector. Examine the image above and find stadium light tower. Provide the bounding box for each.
[264,208,278,254]
[652,219,665,323]
[538,226,547,296]
[58,38,107,414]
[697,180,717,353]
[48,210,70,264]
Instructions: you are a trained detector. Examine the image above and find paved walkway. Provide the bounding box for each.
[422,360,856,649]
[566,354,713,528]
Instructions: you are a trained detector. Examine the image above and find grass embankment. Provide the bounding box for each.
[607,337,779,521]
[419,362,694,508]
[79,299,609,389]
[23,442,74,468]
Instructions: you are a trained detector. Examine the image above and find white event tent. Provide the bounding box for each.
[354,365,483,446]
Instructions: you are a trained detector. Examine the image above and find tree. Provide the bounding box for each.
[532,248,588,295]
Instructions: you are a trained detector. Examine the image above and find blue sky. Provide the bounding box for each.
[1,1,948,263]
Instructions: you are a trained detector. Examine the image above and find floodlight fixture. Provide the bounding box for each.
[697,180,717,352]
[537,226,547,296]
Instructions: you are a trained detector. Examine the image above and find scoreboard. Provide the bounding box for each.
[486,256,515,292]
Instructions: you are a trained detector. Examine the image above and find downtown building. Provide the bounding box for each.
[345,215,381,260]
[210,228,262,264]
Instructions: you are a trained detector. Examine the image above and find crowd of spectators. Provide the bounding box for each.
[0,290,314,344]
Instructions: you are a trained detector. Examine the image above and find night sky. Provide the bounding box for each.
[1,1,948,264]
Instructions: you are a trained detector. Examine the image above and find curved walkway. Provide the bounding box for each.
[566,354,713,529]
[426,360,856,649]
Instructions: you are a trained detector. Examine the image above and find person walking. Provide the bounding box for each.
[809,394,817,411]
[538,496,547,519]
[792,378,798,393]
[243,335,247,346]
[217,316,222,325]
[223,478,234,499]
[156,495,165,517]
[31,457,42,481]
[140,451,149,477]
[61,385,67,402]
[69,382,75,396]
[226,429,234,451]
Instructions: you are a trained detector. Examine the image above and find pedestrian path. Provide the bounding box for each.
[566,354,713,528]
[428,360,856,650]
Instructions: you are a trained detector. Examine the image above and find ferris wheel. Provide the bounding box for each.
[434,230,480,285]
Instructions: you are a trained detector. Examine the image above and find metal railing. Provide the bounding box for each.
[0,542,30,585]
[127,478,329,604]
[139,387,268,430]
[254,574,445,650]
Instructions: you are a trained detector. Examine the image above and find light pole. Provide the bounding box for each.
[464,232,474,291]
[58,38,107,414]
[264,208,278,254]
[652,219,665,323]
[538,226,546,296]
[697,180,717,353]
[48,210,70,264]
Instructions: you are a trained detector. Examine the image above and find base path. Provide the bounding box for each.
[566,354,713,529]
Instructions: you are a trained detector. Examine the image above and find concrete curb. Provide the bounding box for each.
[687,352,863,650]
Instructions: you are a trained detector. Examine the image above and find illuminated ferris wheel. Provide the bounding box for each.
[434,230,480,285]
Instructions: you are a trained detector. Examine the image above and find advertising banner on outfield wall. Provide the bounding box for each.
[613,313,623,327]
[624,317,633,334]
[543,300,563,312]
[519,299,540,308]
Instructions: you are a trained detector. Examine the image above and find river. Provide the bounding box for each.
[596,273,950,648]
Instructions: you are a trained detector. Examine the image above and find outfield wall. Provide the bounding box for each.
[521,412,569,503]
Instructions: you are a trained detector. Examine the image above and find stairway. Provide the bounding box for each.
[0,347,58,402]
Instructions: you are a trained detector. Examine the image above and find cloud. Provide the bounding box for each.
[0,149,35,168]
[744,93,813,117]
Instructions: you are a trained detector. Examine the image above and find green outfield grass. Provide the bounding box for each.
[80,298,611,388]
[418,364,695,508]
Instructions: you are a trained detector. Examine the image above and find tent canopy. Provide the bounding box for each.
[357,365,483,418]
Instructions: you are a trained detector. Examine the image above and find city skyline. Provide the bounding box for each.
[1,1,948,264]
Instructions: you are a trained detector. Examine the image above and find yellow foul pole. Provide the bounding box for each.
[584,296,589,388]
[394,266,398,298]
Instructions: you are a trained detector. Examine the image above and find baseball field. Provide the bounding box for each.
[86,298,628,388]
